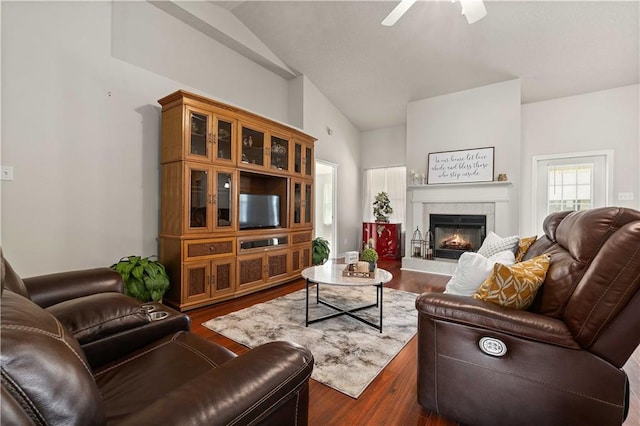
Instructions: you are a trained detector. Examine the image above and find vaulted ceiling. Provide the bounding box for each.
[215,1,639,131]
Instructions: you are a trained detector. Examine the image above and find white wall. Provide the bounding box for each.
[406,79,522,234]
[521,84,640,234]
[1,1,291,276]
[110,1,289,123]
[288,76,304,129]
[0,2,3,245]
[360,125,406,170]
[302,76,362,257]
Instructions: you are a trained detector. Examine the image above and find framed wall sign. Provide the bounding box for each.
[427,147,494,184]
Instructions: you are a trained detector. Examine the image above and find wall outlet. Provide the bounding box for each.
[1,166,14,181]
[618,192,634,201]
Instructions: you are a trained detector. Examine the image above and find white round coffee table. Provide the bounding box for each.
[301,264,393,332]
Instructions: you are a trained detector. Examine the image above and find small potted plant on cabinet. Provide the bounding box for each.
[373,192,393,223]
[111,255,170,302]
[360,248,379,272]
[312,237,330,265]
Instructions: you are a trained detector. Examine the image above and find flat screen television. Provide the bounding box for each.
[239,194,280,229]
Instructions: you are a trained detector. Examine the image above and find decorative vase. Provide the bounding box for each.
[368,261,376,272]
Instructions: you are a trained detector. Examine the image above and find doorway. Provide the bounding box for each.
[314,160,337,259]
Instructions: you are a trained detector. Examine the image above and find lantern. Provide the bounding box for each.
[423,230,435,260]
[411,227,423,258]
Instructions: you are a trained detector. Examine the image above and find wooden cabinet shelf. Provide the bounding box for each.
[158,90,316,311]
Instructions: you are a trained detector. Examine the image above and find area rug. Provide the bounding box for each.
[202,286,418,398]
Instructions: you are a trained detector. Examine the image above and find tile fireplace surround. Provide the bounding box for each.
[402,181,514,275]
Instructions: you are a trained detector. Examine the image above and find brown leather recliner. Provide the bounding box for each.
[416,207,640,426]
[1,253,314,425]
[1,252,191,369]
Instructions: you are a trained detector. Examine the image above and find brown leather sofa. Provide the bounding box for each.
[1,253,314,425]
[416,207,640,426]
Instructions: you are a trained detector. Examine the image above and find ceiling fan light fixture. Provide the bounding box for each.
[459,0,487,24]
[381,0,417,26]
[382,0,486,26]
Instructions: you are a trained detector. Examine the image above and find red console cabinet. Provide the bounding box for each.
[362,222,401,260]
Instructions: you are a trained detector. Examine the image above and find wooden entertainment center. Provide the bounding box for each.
[158,90,316,311]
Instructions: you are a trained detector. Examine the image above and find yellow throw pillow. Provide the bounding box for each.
[515,235,537,262]
[473,254,551,310]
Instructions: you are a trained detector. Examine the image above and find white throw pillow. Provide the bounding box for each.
[444,250,516,296]
[477,232,520,258]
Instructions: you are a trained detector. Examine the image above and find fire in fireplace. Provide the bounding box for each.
[429,214,486,259]
[441,233,472,250]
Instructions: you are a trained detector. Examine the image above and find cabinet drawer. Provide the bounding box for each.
[291,231,312,246]
[184,238,235,261]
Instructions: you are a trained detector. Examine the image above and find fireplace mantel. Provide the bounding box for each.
[409,181,512,204]
[409,181,512,190]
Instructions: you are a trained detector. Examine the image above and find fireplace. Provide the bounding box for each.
[430,214,486,259]
[403,182,512,275]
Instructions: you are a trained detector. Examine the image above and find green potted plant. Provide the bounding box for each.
[312,237,330,265]
[111,255,170,302]
[360,248,379,272]
[373,192,393,223]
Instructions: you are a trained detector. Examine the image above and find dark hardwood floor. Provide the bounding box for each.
[187,259,640,425]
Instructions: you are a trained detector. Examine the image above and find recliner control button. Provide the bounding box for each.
[479,337,507,357]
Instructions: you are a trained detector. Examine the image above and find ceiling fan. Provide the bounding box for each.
[382,0,487,26]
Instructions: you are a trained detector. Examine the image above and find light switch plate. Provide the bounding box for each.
[1,166,14,181]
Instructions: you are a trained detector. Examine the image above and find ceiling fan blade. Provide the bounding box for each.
[381,0,417,26]
[460,0,487,24]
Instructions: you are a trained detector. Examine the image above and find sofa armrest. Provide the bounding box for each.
[120,341,313,426]
[416,292,579,349]
[23,268,123,308]
[82,302,191,369]
[47,292,150,345]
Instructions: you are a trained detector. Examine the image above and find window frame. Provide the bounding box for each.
[531,150,613,235]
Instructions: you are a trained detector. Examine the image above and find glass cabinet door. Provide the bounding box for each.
[270,135,289,171]
[292,180,312,228]
[293,140,313,176]
[304,182,313,225]
[215,169,234,230]
[292,181,302,226]
[304,146,313,176]
[188,166,211,232]
[240,124,265,167]
[214,118,234,163]
[186,107,212,161]
[294,143,302,174]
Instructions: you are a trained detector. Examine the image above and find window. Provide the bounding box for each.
[533,151,611,234]
[547,163,593,213]
[362,166,406,227]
